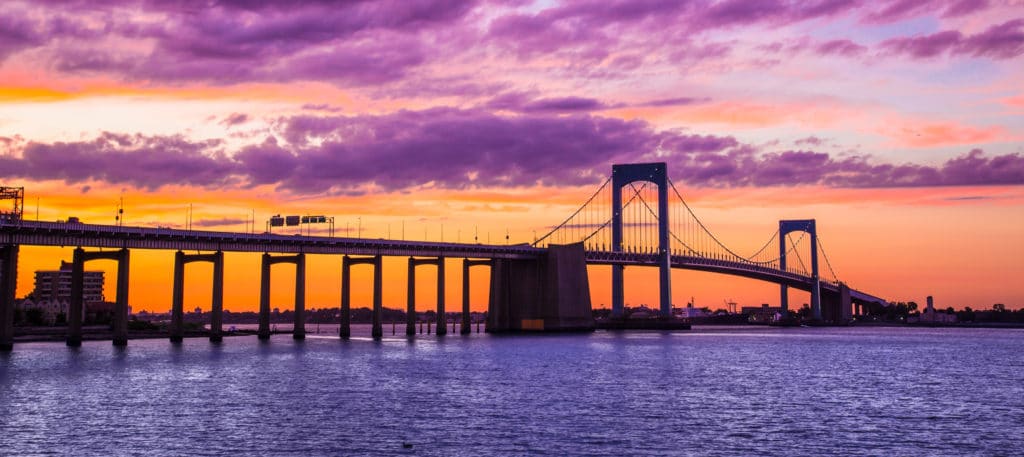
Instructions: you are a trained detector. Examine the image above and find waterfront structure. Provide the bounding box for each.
[742,304,783,323]
[33,261,105,303]
[912,296,957,324]
[676,306,707,319]
[0,163,888,350]
[16,261,106,324]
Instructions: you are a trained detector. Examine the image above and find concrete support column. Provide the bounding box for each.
[435,257,446,336]
[371,255,383,339]
[810,233,821,321]
[461,259,471,335]
[340,256,351,339]
[779,235,788,314]
[811,282,822,320]
[0,245,18,351]
[612,177,625,319]
[170,250,185,343]
[210,251,224,342]
[68,247,85,347]
[839,284,851,322]
[611,265,624,318]
[112,249,129,346]
[657,182,672,318]
[406,257,416,336]
[293,253,306,340]
[258,253,271,340]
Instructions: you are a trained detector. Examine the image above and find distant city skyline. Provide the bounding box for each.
[1,1,1022,311]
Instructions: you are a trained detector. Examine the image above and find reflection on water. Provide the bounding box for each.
[1,326,1022,456]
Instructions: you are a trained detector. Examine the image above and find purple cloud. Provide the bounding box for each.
[15,0,477,87]
[881,19,1024,59]
[795,136,827,146]
[1,110,1021,192]
[882,30,964,58]
[520,97,611,113]
[0,133,235,190]
[864,0,992,23]
[816,39,868,57]
[960,19,1024,59]
[661,147,1024,188]
[636,97,711,107]
[301,104,343,113]
[1,0,1012,93]
[484,0,862,67]
[485,93,709,113]
[220,113,249,127]
[943,0,990,17]
[0,12,45,60]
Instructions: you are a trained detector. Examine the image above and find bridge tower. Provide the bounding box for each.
[779,219,820,320]
[612,163,672,318]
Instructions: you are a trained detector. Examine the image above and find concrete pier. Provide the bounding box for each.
[487,243,593,332]
[171,250,224,342]
[462,259,490,335]
[0,245,17,351]
[407,256,446,336]
[340,256,351,338]
[112,249,129,346]
[293,253,306,340]
[435,258,445,336]
[372,255,382,338]
[171,251,185,343]
[258,253,271,340]
[69,247,130,347]
[258,253,306,341]
[821,283,852,324]
[341,255,383,339]
[406,258,416,336]
[210,251,224,342]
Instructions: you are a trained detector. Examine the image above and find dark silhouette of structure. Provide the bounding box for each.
[0,163,887,349]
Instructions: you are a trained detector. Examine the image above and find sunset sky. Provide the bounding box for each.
[1,0,1022,313]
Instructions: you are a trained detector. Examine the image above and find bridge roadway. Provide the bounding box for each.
[1,220,885,306]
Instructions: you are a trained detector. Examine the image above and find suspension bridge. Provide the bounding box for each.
[532,163,886,322]
[0,162,887,349]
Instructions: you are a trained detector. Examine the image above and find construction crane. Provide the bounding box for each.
[723,298,737,314]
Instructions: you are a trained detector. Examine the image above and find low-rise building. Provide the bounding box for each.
[912,296,957,324]
[742,304,782,323]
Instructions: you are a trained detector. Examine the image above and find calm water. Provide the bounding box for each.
[1,326,1022,456]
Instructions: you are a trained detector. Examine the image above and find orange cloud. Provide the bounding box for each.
[883,121,1005,148]
[609,98,850,130]
[1002,93,1024,108]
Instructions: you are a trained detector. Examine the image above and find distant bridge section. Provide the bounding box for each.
[1,220,543,259]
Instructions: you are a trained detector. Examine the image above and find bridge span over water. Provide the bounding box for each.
[0,162,887,350]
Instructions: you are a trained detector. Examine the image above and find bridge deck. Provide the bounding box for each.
[0,220,886,305]
[0,220,542,259]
